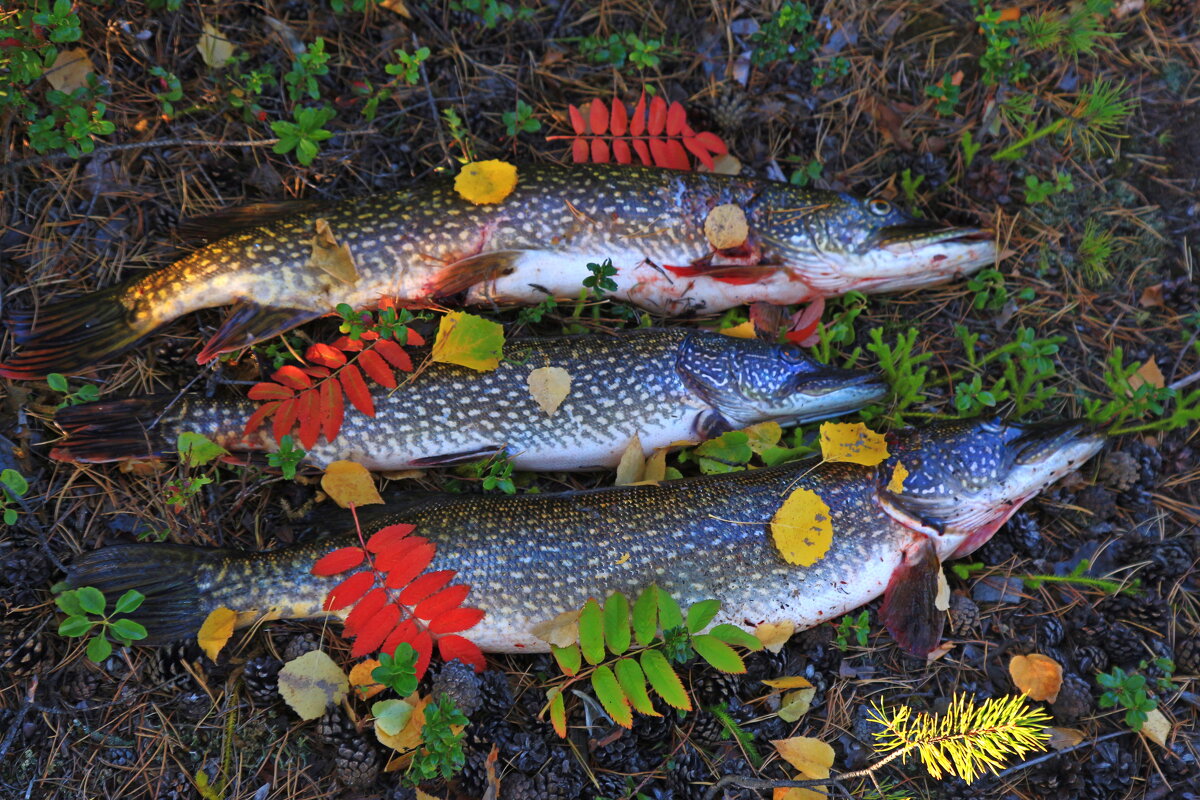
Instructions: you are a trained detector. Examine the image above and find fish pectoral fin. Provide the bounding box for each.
[431,250,527,298]
[175,199,326,244]
[878,536,945,658]
[409,446,509,467]
[197,302,323,364]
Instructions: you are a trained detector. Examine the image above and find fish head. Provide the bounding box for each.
[677,333,887,428]
[877,417,1105,560]
[763,190,997,295]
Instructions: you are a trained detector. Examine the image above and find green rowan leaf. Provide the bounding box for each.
[640,649,691,711]
[691,634,746,674]
[551,643,581,677]
[579,598,605,665]
[591,665,633,728]
[632,585,658,647]
[656,587,683,631]
[614,657,658,716]
[708,624,763,651]
[686,599,720,634]
[549,689,567,737]
[604,592,631,655]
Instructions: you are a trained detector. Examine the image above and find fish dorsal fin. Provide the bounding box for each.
[878,536,945,657]
[431,250,527,298]
[175,198,326,244]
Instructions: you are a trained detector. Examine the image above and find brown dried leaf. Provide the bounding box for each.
[615,434,645,486]
[1138,283,1165,308]
[527,366,571,416]
[46,48,95,93]
[1046,727,1085,750]
[198,23,234,69]
[704,204,749,250]
[531,609,582,648]
[310,219,359,284]
[1009,653,1064,703]
[1128,357,1165,391]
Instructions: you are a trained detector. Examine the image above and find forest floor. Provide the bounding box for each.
[1,1,1198,799]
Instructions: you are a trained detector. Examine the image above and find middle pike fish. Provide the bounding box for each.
[50,328,886,471]
[0,163,996,379]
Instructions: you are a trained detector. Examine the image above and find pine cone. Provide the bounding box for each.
[334,735,380,787]
[594,771,632,800]
[458,746,492,797]
[1073,643,1110,675]
[146,639,200,686]
[282,630,321,662]
[633,703,674,746]
[478,669,515,719]
[431,658,483,718]
[0,548,51,607]
[667,744,708,800]
[105,747,137,768]
[243,656,282,703]
[1098,451,1140,492]
[592,728,649,773]
[1100,622,1148,666]
[0,627,48,677]
[501,748,584,800]
[708,86,752,137]
[1175,633,1199,674]
[1101,592,1168,633]
[688,709,728,748]
[948,594,980,637]
[692,671,739,706]
[1026,754,1085,800]
[1005,512,1043,556]
[1084,740,1137,797]
[742,647,792,680]
[153,769,192,800]
[1147,540,1195,584]
[60,666,101,702]
[1036,615,1065,648]
[1051,673,1093,723]
[316,709,359,747]
[976,535,1015,565]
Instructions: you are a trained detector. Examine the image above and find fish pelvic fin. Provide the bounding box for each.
[0,285,150,379]
[197,302,323,364]
[65,543,235,645]
[878,536,945,658]
[51,395,177,463]
[430,250,525,298]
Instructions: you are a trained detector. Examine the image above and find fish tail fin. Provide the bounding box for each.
[0,285,148,379]
[65,544,235,645]
[51,395,178,463]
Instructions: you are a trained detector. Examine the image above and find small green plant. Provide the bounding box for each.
[993,78,1135,162]
[165,475,214,510]
[336,303,418,341]
[750,1,817,66]
[514,297,558,326]
[386,46,430,86]
[271,105,336,166]
[267,435,307,480]
[167,433,228,511]
[953,326,1063,417]
[1076,217,1115,286]
[1021,559,1130,595]
[1023,171,1074,204]
[1097,666,1156,731]
[811,291,868,366]
[27,88,116,157]
[449,0,533,28]
[1083,346,1200,435]
[950,562,985,580]
[284,38,331,101]
[149,66,183,118]
[579,32,665,70]
[865,327,932,425]
[441,107,477,162]
[55,587,148,662]
[967,268,1008,312]
[502,98,540,137]
[975,4,1030,86]
[480,454,515,494]
[812,56,850,87]
[1,469,29,526]
[372,643,419,696]
[926,73,961,116]
[707,704,763,766]
[407,694,469,782]
[835,609,870,650]
[960,129,982,168]
[899,169,925,209]
[331,0,379,12]
[225,60,276,123]
[259,334,305,369]
[954,374,1007,415]
[583,258,619,299]
[789,158,823,188]
[1021,0,1117,59]
[47,372,99,407]
[678,430,753,475]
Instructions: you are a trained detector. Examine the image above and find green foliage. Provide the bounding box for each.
[812,56,850,87]
[1021,0,1117,59]
[579,32,665,70]
[385,47,431,86]
[407,694,469,782]
[330,0,380,12]
[372,643,419,697]
[449,0,533,28]
[954,374,1006,415]
[811,291,868,366]
[707,704,763,767]
[165,475,214,511]
[583,258,619,299]
[284,38,330,101]
[788,158,823,188]
[926,73,961,116]
[27,88,116,157]
[177,432,229,468]
[993,78,1135,162]
[1,469,29,526]
[1097,666,1156,731]
[960,129,982,168]
[900,169,925,210]
[678,430,753,475]
[451,452,518,494]
[149,66,183,118]
[55,586,148,662]
[750,2,817,67]
[335,303,419,342]
[514,297,558,326]
[1021,558,1127,594]
[549,587,762,734]
[1084,346,1200,435]
[1076,217,1115,285]
[975,4,1030,85]
[955,326,1062,418]
[47,372,99,407]
[271,105,336,166]
[967,268,1008,312]
[441,107,477,162]
[224,59,276,123]
[865,327,932,425]
[502,99,540,137]
[835,609,870,650]
[267,435,307,480]
[1023,171,1074,204]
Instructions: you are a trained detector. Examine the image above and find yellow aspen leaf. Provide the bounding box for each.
[704,203,749,250]
[350,659,386,700]
[1009,653,1064,703]
[887,462,909,493]
[761,676,813,690]
[778,686,817,722]
[197,22,234,69]
[642,448,669,483]
[770,488,834,566]
[278,650,350,721]
[47,48,95,93]
[197,606,237,661]
[1046,727,1085,750]
[744,421,783,454]
[819,421,890,466]
[700,153,742,176]
[1128,357,1165,391]
[527,366,571,416]
[754,621,795,653]
[454,160,518,205]
[615,434,645,486]
[321,460,384,508]
[773,736,835,799]
[531,609,582,648]
[1141,709,1171,748]
[432,311,505,372]
[935,568,951,612]
[415,792,440,800]
[309,218,358,284]
[718,321,756,339]
[774,788,824,800]
[380,695,430,768]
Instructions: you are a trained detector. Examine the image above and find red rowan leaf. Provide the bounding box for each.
[682,136,716,170]
[359,330,380,342]
[357,349,397,389]
[648,95,667,135]
[248,382,293,401]
[630,92,647,136]
[693,131,728,155]
[297,388,321,450]
[374,535,432,571]
[383,541,437,589]
[437,634,486,672]
[610,98,627,136]
[588,97,608,135]
[613,139,632,164]
[319,378,344,443]
[568,104,586,135]
[381,617,418,657]
[243,400,279,436]
[666,139,690,171]
[412,629,433,678]
[683,122,696,137]
[307,342,347,368]
[572,138,588,163]
[398,570,456,606]
[301,365,331,380]
[632,139,652,166]
[273,365,312,390]
[648,138,670,169]
[343,586,389,637]
[273,397,299,443]
[429,607,486,635]
[324,570,375,611]
[666,101,686,136]
[351,601,399,657]
[414,584,471,621]
[374,339,413,372]
[404,329,425,347]
[591,138,610,164]
[312,546,366,576]
[339,364,375,416]
[367,523,416,553]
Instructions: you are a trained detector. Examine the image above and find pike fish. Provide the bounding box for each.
[66,418,1102,656]
[1,164,995,379]
[50,329,884,471]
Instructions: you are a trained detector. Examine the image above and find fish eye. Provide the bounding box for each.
[778,345,806,363]
[868,199,892,217]
[980,417,1004,434]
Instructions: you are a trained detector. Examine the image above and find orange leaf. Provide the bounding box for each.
[273,397,299,443]
[572,138,589,163]
[367,523,416,553]
[610,98,627,136]
[248,382,294,401]
[312,546,366,576]
[589,97,609,135]
[383,540,437,589]
[568,104,586,134]
[373,339,412,372]
[325,570,375,611]
[333,335,364,352]
[438,634,486,671]
[648,95,667,135]
[613,139,632,164]
[666,101,686,136]
[398,569,456,606]
[298,388,321,450]
[405,329,425,347]
[243,400,279,436]
[273,365,312,390]
[358,349,397,389]
[307,342,347,368]
[1009,653,1063,702]
[319,378,344,443]
[414,584,470,621]
[591,138,610,164]
[349,659,386,700]
[998,6,1020,22]
[429,607,485,635]
[339,364,375,416]
[630,92,647,136]
[302,365,330,379]
[344,586,390,638]
[352,601,400,657]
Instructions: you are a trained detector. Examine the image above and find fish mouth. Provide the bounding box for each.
[780,369,888,423]
[875,223,992,251]
[1011,420,1106,467]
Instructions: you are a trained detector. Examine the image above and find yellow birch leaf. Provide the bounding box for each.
[744,421,783,454]
[761,676,814,690]
[198,23,234,69]
[1128,357,1165,391]
[350,659,385,700]
[774,788,825,800]
[770,488,834,566]
[702,153,742,176]
[381,695,431,768]
[278,650,349,721]
[46,48,95,93]
[935,568,951,612]
[1009,653,1064,703]
[197,606,237,661]
[380,0,412,16]
[415,792,440,800]
[719,321,756,339]
[455,160,518,205]
[754,621,795,653]
[773,736,835,781]
[819,421,890,466]
[615,434,645,486]
[1046,727,1085,750]
[642,448,669,483]
[704,204,749,250]
[1141,708,1171,748]
[528,366,571,416]
[432,311,505,372]
[321,460,384,508]
[887,462,909,493]
[309,218,358,284]
[778,686,816,722]
[531,609,582,648]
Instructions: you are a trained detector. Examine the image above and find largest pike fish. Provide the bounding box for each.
[1,164,995,379]
[66,418,1101,656]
